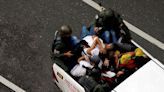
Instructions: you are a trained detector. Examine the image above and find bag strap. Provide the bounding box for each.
[54,30,59,41]
[51,30,59,52]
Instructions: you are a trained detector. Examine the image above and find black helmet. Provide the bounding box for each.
[59,25,72,37]
[99,9,114,18]
[95,9,114,27]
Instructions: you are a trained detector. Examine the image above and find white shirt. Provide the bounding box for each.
[82,35,105,56]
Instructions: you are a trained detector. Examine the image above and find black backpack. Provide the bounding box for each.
[78,76,98,92]
[78,75,112,92]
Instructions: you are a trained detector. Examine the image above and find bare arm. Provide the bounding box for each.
[77,55,85,63]
[87,36,105,55]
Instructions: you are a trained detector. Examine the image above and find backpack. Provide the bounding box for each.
[51,31,59,52]
[78,75,106,92]
[78,76,98,92]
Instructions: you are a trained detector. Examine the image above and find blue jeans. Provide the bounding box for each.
[80,24,95,39]
[102,29,117,44]
[70,36,80,48]
[80,25,117,44]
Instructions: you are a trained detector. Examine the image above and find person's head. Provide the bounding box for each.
[107,50,115,59]
[59,25,72,38]
[99,9,114,19]
[89,55,100,66]
[80,40,90,48]
[95,9,114,27]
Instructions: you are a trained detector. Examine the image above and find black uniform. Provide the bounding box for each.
[95,8,131,41]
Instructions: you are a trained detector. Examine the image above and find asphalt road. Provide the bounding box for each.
[0,0,163,92]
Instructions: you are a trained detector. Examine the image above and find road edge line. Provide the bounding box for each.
[0,75,26,92]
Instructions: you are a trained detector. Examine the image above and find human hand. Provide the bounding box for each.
[100,48,106,54]
[105,44,113,50]
[103,58,109,67]
[116,71,124,77]
[64,51,73,57]
[94,27,99,33]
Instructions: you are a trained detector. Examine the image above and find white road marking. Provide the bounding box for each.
[0,75,26,92]
[131,40,154,59]
[82,0,105,12]
[124,21,164,50]
[82,0,164,51]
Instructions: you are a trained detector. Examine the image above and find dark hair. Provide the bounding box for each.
[107,50,115,59]
[89,55,100,66]
[80,40,90,48]
[59,25,72,37]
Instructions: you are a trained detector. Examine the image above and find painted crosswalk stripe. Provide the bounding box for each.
[0,75,26,92]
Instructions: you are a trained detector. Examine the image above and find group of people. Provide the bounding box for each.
[51,9,150,92]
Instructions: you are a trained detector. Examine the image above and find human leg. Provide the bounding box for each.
[88,24,96,35]
[110,29,117,43]
[113,43,136,52]
[101,30,111,44]
[80,25,90,39]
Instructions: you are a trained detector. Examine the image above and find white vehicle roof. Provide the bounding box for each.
[113,60,164,92]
